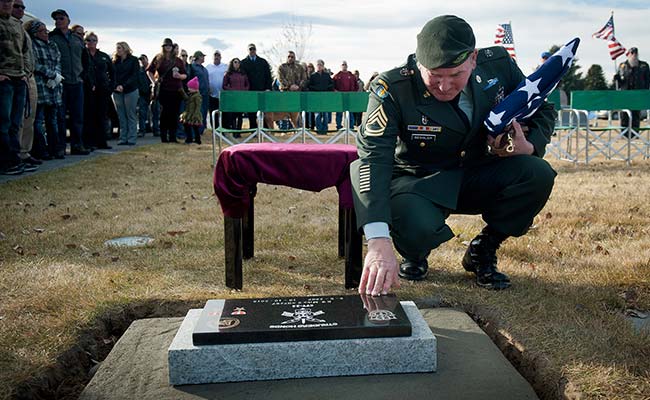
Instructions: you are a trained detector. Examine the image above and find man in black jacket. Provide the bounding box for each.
[49,9,89,155]
[82,32,113,149]
[239,43,272,129]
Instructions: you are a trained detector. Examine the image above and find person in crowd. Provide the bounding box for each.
[49,9,89,155]
[82,32,113,150]
[536,51,551,71]
[277,50,308,128]
[146,37,187,143]
[112,41,140,145]
[239,43,273,128]
[353,69,364,128]
[308,59,334,135]
[352,15,556,295]
[70,24,84,41]
[187,50,209,133]
[12,0,40,168]
[614,47,650,136]
[222,57,249,135]
[0,0,31,175]
[136,54,151,136]
[333,60,358,129]
[139,54,160,136]
[364,71,379,91]
[179,76,202,144]
[26,19,61,161]
[305,62,316,129]
[175,45,189,139]
[205,49,227,129]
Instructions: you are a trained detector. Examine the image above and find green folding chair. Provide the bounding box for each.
[300,92,344,143]
[212,91,262,163]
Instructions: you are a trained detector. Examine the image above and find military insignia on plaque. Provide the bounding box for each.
[281,308,326,325]
[231,307,247,315]
[219,317,240,330]
[367,309,397,322]
[364,104,387,136]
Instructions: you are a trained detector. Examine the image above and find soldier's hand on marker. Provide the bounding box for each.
[358,238,400,296]
[488,120,533,157]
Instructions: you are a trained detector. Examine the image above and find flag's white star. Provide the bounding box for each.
[552,41,576,67]
[488,110,506,126]
[518,77,542,101]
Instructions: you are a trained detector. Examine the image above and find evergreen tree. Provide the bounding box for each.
[584,64,609,90]
[549,44,584,94]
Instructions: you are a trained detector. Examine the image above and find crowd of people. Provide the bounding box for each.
[0,1,377,176]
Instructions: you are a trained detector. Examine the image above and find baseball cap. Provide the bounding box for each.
[51,9,69,19]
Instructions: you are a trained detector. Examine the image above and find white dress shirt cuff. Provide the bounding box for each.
[363,222,391,240]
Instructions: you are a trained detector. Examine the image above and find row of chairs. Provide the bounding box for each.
[549,89,650,165]
[210,91,369,165]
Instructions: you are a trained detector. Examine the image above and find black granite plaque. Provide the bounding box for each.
[192,294,411,345]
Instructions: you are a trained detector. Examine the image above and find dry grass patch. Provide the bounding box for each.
[1,142,649,399]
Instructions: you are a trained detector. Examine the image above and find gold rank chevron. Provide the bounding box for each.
[364,104,388,136]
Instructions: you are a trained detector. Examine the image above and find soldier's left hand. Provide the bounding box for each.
[488,120,534,157]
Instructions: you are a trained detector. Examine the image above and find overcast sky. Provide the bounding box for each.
[28,0,649,83]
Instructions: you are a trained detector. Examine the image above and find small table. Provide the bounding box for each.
[214,143,363,290]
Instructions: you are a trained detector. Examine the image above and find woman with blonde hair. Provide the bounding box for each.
[112,41,140,145]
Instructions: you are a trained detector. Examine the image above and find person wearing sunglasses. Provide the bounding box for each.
[82,32,114,150]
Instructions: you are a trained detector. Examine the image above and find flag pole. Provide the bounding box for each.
[612,11,619,90]
[510,20,515,62]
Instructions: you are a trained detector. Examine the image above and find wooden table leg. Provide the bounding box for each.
[338,205,345,258]
[224,216,243,290]
[243,197,254,259]
[344,207,363,289]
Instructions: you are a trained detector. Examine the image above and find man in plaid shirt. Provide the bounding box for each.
[27,19,63,160]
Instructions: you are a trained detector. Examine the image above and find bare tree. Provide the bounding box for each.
[264,17,313,74]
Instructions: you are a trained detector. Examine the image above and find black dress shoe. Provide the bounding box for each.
[398,258,429,281]
[70,147,90,155]
[23,156,43,165]
[462,226,511,290]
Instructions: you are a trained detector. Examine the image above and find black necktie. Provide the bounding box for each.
[450,94,470,131]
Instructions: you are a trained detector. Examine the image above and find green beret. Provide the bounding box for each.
[416,15,476,69]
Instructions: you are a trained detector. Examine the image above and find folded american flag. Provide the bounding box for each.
[484,37,580,137]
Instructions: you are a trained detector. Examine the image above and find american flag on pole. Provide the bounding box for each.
[484,38,580,136]
[494,23,516,60]
[592,14,626,60]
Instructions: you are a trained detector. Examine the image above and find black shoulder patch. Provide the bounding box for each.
[477,46,509,65]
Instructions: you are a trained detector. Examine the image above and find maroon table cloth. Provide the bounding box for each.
[214,143,359,218]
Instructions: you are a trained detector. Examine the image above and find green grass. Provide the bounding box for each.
[0,141,649,399]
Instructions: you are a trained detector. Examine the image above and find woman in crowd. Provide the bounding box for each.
[222,57,249,134]
[146,38,187,143]
[82,32,114,150]
[111,41,140,145]
[26,20,62,160]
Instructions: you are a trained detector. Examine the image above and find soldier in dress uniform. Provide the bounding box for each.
[614,47,650,134]
[351,15,557,294]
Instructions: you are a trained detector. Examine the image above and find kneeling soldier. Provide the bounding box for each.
[352,15,556,294]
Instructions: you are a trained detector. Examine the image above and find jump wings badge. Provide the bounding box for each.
[281,307,326,324]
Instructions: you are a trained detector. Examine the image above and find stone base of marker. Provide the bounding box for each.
[168,301,436,385]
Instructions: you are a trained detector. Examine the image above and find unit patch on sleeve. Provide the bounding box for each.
[364,104,388,136]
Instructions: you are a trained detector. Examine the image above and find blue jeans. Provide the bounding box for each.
[34,103,60,157]
[315,112,329,133]
[113,90,139,144]
[0,78,26,168]
[137,94,150,133]
[335,112,354,130]
[58,82,85,150]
